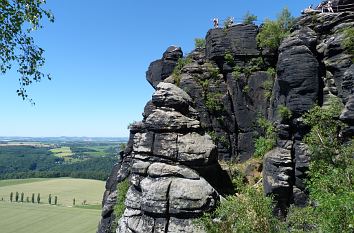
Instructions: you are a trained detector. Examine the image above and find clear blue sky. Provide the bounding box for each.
[0,0,315,137]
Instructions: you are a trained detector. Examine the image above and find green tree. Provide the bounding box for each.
[290,98,354,233]
[257,8,295,52]
[20,192,24,202]
[48,194,51,204]
[243,11,257,24]
[37,193,40,204]
[73,198,75,206]
[31,193,34,203]
[0,0,54,101]
[194,38,206,49]
[54,196,57,205]
[15,191,19,202]
[10,192,13,202]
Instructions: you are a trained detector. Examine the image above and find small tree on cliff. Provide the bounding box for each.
[0,0,54,101]
[257,8,295,52]
[243,11,257,24]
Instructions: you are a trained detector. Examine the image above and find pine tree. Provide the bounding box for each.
[20,192,24,202]
[31,193,35,203]
[48,194,52,205]
[73,198,75,206]
[37,193,40,204]
[15,192,19,202]
[10,192,13,202]
[54,196,57,205]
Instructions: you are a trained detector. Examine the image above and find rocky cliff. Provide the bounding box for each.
[98,7,353,233]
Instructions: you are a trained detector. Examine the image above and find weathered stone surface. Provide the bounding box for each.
[263,147,293,216]
[140,177,171,214]
[147,163,199,179]
[146,46,183,89]
[340,94,354,124]
[274,27,319,117]
[145,109,200,132]
[131,160,151,175]
[177,132,217,164]
[153,133,178,159]
[167,218,205,233]
[101,191,117,217]
[206,24,259,60]
[133,132,154,153]
[169,177,217,215]
[125,186,142,210]
[152,83,192,112]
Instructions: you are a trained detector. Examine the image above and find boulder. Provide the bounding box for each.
[146,46,183,88]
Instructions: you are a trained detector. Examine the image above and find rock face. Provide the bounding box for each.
[99,83,222,233]
[264,11,354,215]
[146,46,183,89]
[99,10,354,233]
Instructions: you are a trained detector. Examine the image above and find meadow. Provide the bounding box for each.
[0,202,101,233]
[0,178,105,206]
[0,178,105,233]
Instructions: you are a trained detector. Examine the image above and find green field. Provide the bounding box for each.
[0,178,105,233]
[0,178,105,206]
[0,178,50,187]
[0,202,101,233]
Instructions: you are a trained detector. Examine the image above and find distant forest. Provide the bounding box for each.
[0,141,125,180]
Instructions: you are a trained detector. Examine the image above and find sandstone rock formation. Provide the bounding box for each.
[99,8,354,232]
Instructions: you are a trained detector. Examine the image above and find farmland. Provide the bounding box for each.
[0,178,105,233]
[0,138,126,180]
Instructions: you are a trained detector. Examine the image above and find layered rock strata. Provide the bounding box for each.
[99,9,354,232]
[100,83,221,233]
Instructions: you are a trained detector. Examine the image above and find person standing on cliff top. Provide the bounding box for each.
[213,18,219,28]
[327,1,334,12]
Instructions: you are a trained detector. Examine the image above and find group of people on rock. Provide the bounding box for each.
[212,17,234,28]
[303,1,335,14]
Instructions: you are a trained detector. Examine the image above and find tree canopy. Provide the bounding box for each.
[256,8,295,52]
[0,0,54,101]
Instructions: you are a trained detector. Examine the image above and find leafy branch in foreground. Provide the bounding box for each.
[0,0,54,101]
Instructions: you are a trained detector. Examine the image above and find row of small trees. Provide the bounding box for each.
[9,192,58,205]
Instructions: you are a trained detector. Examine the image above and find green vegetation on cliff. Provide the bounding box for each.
[257,8,295,51]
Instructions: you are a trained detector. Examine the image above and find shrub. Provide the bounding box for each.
[254,117,276,158]
[243,11,257,24]
[257,8,295,51]
[197,186,284,233]
[205,93,224,113]
[263,79,274,99]
[242,85,250,94]
[248,57,265,72]
[266,67,276,77]
[172,57,192,86]
[195,38,206,49]
[299,98,354,233]
[205,62,220,79]
[342,27,354,57]
[224,52,235,66]
[113,179,130,220]
[277,105,292,120]
[232,66,242,80]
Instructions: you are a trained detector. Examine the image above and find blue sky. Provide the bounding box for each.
[0,0,315,137]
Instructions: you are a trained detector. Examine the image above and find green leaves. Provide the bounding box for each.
[256,8,295,52]
[299,98,354,233]
[0,0,54,101]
